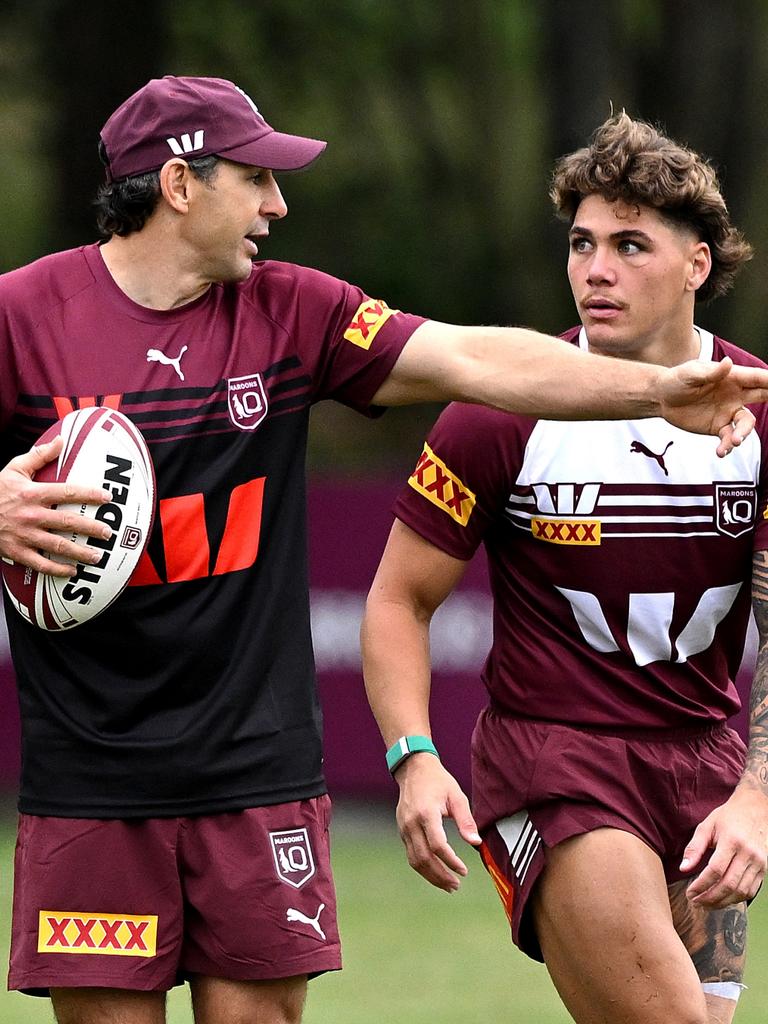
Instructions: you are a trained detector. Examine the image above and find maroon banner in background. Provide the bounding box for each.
[310,479,491,800]
[0,480,756,801]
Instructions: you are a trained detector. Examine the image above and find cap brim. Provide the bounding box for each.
[219,130,326,171]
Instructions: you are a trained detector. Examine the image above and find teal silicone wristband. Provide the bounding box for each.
[385,735,440,774]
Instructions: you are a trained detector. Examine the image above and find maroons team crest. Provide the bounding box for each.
[269,828,316,889]
[228,373,268,430]
[714,483,757,538]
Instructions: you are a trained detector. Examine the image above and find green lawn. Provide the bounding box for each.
[0,804,766,1023]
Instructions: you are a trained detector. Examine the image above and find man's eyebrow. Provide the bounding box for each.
[569,226,654,243]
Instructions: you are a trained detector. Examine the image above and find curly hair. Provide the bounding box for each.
[549,112,752,302]
[94,148,220,238]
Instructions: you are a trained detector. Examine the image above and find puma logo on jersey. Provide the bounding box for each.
[630,439,673,476]
[146,345,188,381]
[286,903,326,940]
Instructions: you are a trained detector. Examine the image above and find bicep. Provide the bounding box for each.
[370,321,471,406]
[367,518,469,621]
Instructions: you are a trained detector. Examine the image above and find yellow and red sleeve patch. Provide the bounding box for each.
[38,911,158,957]
[343,299,398,350]
[408,442,476,526]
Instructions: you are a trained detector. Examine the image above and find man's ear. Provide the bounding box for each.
[688,240,712,293]
[159,159,194,214]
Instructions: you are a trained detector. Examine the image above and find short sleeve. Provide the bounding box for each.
[392,403,537,560]
[252,263,426,414]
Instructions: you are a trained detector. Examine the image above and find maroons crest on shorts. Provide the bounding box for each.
[270,828,316,889]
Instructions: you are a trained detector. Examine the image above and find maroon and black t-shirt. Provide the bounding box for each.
[0,244,425,816]
[395,327,768,733]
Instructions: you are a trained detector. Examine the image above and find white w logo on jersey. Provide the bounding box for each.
[532,482,601,516]
[557,584,742,667]
[166,130,205,156]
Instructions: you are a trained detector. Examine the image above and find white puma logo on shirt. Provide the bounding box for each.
[146,345,188,381]
[286,903,326,940]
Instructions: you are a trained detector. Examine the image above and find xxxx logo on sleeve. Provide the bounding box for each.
[38,911,158,957]
[343,299,398,350]
[408,443,476,526]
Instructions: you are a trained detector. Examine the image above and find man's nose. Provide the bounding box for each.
[264,180,288,220]
[586,247,617,284]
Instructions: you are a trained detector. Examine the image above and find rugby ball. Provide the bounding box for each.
[2,407,155,630]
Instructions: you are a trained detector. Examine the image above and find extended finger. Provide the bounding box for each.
[35,480,112,508]
[422,817,469,878]
[730,405,754,438]
[11,528,109,569]
[688,851,751,906]
[35,509,113,542]
[690,864,756,909]
[685,843,735,899]
[717,410,752,456]
[402,828,460,891]
[3,544,77,578]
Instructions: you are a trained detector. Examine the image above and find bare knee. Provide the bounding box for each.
[190,975,307,1024]
[51,987,166,1024]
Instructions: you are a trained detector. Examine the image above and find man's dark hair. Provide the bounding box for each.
[550,112,753,303]
[94,147,221,238]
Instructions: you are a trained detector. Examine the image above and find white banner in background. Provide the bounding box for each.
[310,589,493,672]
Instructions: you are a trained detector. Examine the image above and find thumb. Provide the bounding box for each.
[686,356,731,386]
[14,435,64,477]
[702,356,732,382]
[680,820,713,872]
[448,791,482,846]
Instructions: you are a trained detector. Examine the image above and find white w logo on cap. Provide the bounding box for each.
[166,130,205,155]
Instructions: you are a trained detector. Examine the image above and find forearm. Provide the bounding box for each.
[744,550,768,795]
[439,325,664,420]
[360,595,434,749]
[380,321,664,419]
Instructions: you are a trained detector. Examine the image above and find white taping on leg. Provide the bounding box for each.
[701,982,747,1002]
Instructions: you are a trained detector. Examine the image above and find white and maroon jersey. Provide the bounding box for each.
[0,244,426,817]
[394,328,768,732]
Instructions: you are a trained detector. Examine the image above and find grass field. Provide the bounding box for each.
[0,803,766,1023]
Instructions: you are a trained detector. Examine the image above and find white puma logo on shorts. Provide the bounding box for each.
[146,345,188,381]
[286,903,326,940]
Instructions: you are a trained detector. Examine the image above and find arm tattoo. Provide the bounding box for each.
[747,549,768,793]
[668,880,747,983]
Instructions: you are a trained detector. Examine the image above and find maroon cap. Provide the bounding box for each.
[100,76,326,181]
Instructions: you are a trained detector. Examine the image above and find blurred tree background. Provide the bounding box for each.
[1,0,767,474]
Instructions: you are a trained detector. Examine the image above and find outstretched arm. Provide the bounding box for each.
[361,518,481,892]
[372,321,765,455]
[681,548,768,907]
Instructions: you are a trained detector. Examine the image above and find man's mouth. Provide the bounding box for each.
[583,297,624,318]
[244,233,266,257]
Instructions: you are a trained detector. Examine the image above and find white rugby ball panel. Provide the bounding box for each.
[2,407,155,630]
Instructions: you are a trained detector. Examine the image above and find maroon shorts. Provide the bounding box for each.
[472,714,746,961]
[9,795,341,995]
